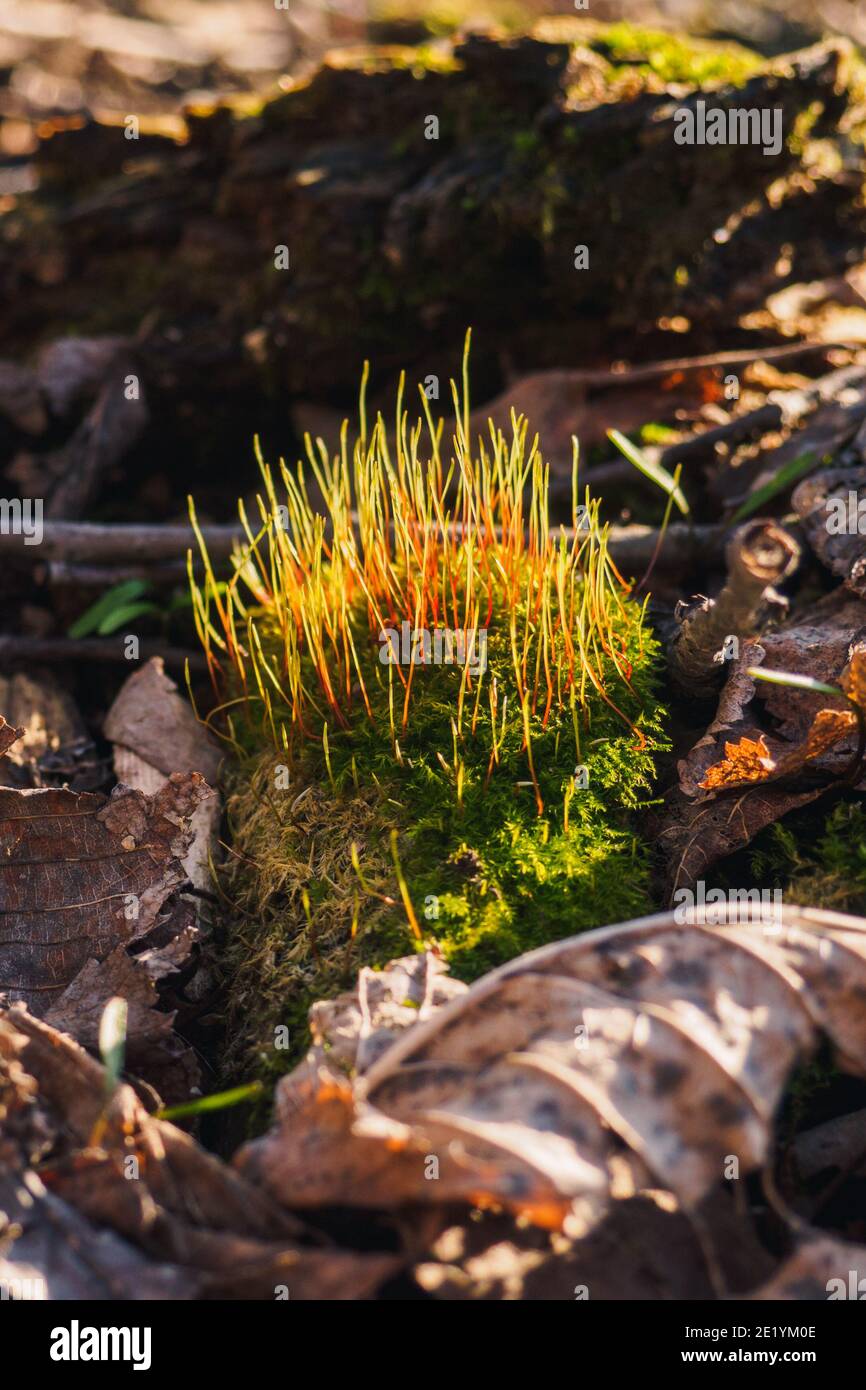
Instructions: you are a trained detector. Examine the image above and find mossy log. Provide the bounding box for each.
[0,21,860,429]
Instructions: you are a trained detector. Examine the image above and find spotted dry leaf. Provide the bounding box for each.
[0,771,209,1015]
[237,906,866,1233]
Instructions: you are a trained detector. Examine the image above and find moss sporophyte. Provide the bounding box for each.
[189,333,667,1086]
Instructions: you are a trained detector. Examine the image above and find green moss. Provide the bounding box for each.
[372,0,532,38]
[196,351,669,1100]
[218,591,665,1090]
[582,21,762,88]
[368,7,764,91]
[750,800,866,913]
[778,1046,840,1146]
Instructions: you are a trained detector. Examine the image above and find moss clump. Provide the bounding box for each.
[370,8,764,89]
[750,800,866,914]
[219,614,662,1085]
[576,20,762,87]
[192,341,666,1090]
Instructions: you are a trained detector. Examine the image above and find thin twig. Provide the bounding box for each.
[1,518,724,575]
[0,635,206,670]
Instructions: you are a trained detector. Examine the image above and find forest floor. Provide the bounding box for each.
[2,4,866,1306]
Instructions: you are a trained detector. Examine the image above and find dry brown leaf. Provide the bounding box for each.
[44,938,200,1104]
[699,709,857,790]
[758,595,866,742]
[0,1008,400,1301]
[104,659,222,902]
[0,718,24,759]
[104,658,222,785]
[666,597,866,892]
[0,674,91,790]
[699,649,866,792]
[0,1169,198,1301]
[800,706,857,757]
[841,647,866,709]
[0,769,208,1016]
[681,594,866,803]
[700,733,775,790]
[236,906,866,1237]
[416,1186,774,1300]
[653,785,821,899]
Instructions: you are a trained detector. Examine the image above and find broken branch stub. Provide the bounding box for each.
[669,521,801,699]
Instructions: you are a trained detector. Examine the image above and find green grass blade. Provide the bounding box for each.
[747,667,842,699]
[607,429,689,515]
[98,996,128,1096]
[156,1081,264,1121]
[68,580,150,639]
[731,451,817,523]
[97,600,161,635]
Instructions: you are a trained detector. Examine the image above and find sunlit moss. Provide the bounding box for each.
[191,339,666,1090]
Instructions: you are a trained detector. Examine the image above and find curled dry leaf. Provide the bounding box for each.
[699,650,866,792]
[0,1168,197,1301]
[700,733,776,790]
[44,938,200,1104]
[0,1008,401,1300]
[0,672,90,790]
[104,658,222,786]
[237,905,866,1242]
[653,784,821,901]
[416,1186,775,1300]
[678,593,866,798]
[658,598,866,893]
[103,658,222,903]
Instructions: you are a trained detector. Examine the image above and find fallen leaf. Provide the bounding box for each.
[104,659,221,899]
[104,658,221,785]
[671,598,866,873]
[44,940,200,1103]
[677,639,766,798]
[236,906,866,1234]
[699,650,866,791]
[416,1185,774,1300]
[0,1169,198,1301]
[0,765,209,1016]
[0,673,91,789]
[653,784,821,898]
[0,1008,401,1301]
[841,647,866,708]
[0,718,24,759]
[700,733,775,790]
